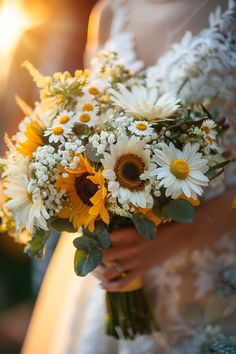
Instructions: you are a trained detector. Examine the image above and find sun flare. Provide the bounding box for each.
[0,0,33,57]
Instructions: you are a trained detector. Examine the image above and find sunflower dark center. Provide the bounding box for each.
[114,153,146,192]
[75,173,98,206]
[122,162,140,181]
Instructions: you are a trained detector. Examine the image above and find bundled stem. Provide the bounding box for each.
[105,288,159,340]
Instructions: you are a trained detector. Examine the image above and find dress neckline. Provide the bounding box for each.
[107,0,224,69]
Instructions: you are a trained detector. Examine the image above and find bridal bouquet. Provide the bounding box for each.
[0,51,230,339]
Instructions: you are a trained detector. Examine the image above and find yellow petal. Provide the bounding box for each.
[180,194,200,206]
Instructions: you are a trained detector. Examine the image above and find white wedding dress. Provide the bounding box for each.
[22,1,236,353]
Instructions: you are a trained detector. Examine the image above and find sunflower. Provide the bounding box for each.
[58,155,109,232]
[16,120,44,157]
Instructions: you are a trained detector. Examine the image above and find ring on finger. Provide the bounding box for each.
[113,260,123,273]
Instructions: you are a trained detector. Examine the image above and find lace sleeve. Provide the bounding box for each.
[102,0,144,72]
[146,0,236,111]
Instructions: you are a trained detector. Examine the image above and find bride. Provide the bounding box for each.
[22,0,236,353]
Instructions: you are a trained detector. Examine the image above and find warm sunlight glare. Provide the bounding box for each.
[0,0,33,57]
[0,0,39,96]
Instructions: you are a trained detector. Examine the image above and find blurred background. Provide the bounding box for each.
[0,1,97,353]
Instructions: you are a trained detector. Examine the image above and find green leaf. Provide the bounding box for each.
[73,236,99,251]
[24,228,51,259]
[82,222,111,249]
[132,214,157,240]
[152,204,166,219]
[206,159,232,174]
[51,218,77,233]
[93,223,110,249]
[0,163,5,172]
[85,143,102,163]
[74,248,102,276]
[163,199,195,224]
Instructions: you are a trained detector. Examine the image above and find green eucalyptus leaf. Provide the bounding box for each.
[24,228,51,259]
[73,235,99,251]
[82,222,110,249]
[163,199,195,224]
[132,214,157,240]
[74,248,102,276]
[51,218,77,233]
[152,204,165,219]
[94,223,110,249]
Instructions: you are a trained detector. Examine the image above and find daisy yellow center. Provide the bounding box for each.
[170,159,189,180]
[79,113,91,123]
[52,126,64,135]
[136,123,147,131]
[88,87,99,96]
[75,173,98,206]
[114,153,146,192]
[101,95,109,102]
[202,126,210,134]
[27,192,33,204]
[82,103,94,112]
[59,115,70,124]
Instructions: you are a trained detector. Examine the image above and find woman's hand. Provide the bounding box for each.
[93,186,236,292]
[93,222,185,292]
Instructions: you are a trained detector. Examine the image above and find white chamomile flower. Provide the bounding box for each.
[54,110,75,128]
[154,142,209,199]
[44,124,71,143]
[128,120,154,136]
[86,79,108,97]
[4,173,49,233]
[101,134,154,208]
[76,95,98,115]
[76,111,97,127]
[201,119,217,143]
[2,150,29,177]
[109,83,180,122]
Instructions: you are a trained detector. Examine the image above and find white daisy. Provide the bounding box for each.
[2,150,29,177]
[86,79,108,97]
[154,142,209,199]
[4,173,49,233]
[128,120,154,136]
[109,84,180,122]
[44,124,71,143]
[101,134,154,208]
[76,111,97,127]
[54,110,75,128]
[76,95,98,115]
[201,119,217,143]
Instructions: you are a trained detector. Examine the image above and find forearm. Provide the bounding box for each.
[152,186,236,266]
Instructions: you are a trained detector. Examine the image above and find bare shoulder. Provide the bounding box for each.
[92,0,114,45]
[84,0,114,66]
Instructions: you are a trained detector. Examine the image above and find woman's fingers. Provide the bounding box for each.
[101,270,141,292]
[93,255,140,282]
[102,244,140,263]
[110,228,145,245]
